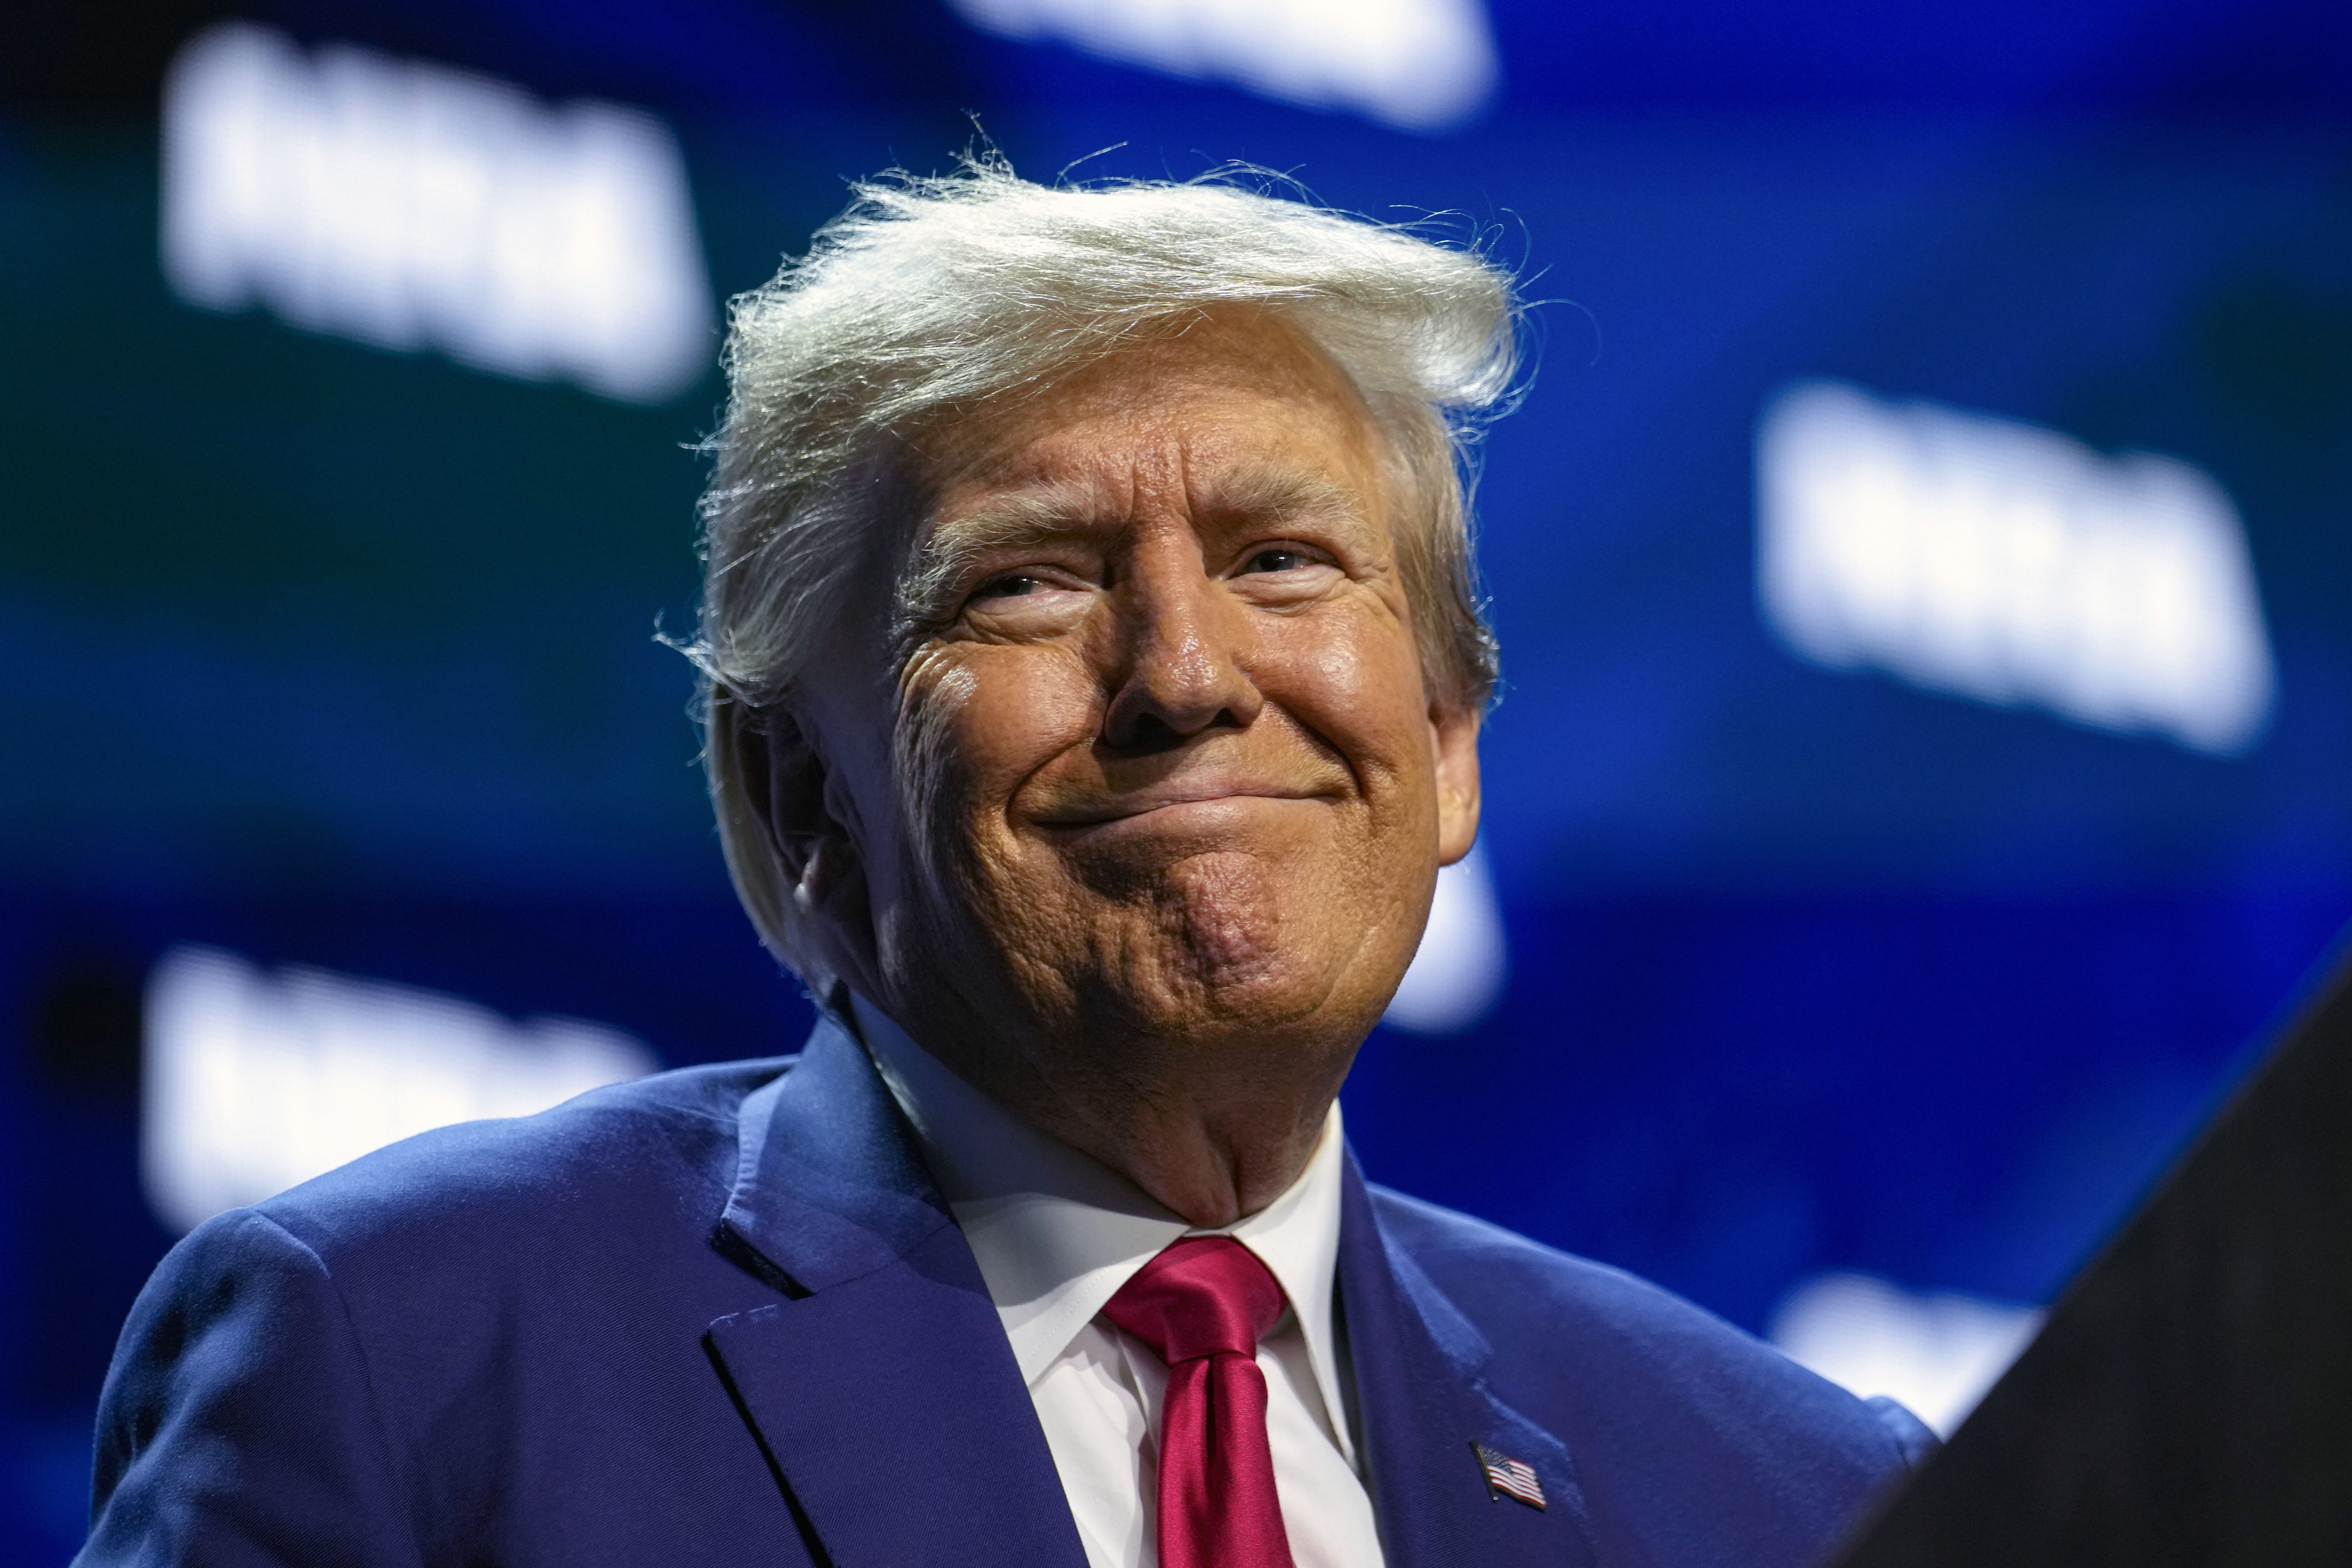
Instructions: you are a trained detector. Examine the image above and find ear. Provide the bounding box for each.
[732,701,866,918]
[1430,696,1483,867]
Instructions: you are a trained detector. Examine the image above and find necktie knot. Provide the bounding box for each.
[1102,1236,1286,1366]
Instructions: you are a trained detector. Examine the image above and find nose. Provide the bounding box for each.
[1100,544,1263,752]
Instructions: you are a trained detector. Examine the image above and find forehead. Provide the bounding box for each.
[914,308,1388,518]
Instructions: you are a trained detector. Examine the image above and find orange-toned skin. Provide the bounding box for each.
[754,308,1482,1227]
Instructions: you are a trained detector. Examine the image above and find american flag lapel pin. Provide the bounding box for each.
[1471,1441,1546,1510]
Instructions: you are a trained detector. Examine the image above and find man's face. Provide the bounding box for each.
[802,308,1480,1069]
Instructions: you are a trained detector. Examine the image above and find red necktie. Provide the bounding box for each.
[1103,1237,1298,1568]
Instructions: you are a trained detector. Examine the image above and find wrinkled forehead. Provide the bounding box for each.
[910,307,1390,537]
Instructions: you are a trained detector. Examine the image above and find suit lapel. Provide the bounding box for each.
[706,1015,1089,1568]
[1338,1156,1599,1568]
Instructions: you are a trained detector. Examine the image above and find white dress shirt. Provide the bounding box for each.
[853,997,1388,1568]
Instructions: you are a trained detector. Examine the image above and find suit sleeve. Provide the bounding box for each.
[1862,1394,1941,1476]
[77,1208,427,1568]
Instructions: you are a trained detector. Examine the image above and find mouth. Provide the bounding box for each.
[1033,785,1330,830]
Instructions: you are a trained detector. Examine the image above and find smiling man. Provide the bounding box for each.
[82,163,1931,1568]
[785,303,1474,1234]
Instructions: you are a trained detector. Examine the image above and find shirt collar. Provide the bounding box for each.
[851,994,1355,1460]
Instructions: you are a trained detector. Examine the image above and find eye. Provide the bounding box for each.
[1239,547,1310,575]
[956,569,1090,635]
[971,572,1046,602]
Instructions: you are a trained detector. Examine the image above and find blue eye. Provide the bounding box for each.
[1243,548,1306,574]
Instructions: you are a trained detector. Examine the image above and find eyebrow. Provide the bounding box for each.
[1205,464,1363,531]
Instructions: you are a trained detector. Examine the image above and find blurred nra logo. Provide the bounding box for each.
[160,23,714,405]
[1758,380,2275,756]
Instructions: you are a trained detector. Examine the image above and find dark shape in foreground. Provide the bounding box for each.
[1833,923,2352,1566]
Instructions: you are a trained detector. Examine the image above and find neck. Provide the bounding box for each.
[875,1001,1357,1228]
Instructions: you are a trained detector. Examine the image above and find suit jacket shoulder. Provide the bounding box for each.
[82,1059,804,1568]
[1367,1182,1932,1566]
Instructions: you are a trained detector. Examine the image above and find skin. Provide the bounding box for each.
[749,307,1482,1227]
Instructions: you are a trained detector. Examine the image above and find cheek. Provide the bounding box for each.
[898,647,1099,839]
[1269,610,1435,781]
[888,663,974,872]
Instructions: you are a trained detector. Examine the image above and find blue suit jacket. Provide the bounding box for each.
[81,1014,1932,1567]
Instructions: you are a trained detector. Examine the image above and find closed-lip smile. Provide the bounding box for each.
[1036,784,1327,828]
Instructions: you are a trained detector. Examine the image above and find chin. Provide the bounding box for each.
[1117,853,1399,1043]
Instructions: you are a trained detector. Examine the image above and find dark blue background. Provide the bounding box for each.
[5,0,2350,1556]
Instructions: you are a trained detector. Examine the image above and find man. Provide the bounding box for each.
[82,162,1932,1568]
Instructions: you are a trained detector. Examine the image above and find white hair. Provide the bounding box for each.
[684,157,1521,984]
